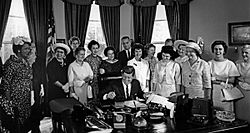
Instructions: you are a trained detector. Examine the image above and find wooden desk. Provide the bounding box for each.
[61,112,248,133]
[49,98,248,133]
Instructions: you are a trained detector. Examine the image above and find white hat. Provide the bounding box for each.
[186,42,202,55]
[54,43,71,55]
[174,40,188,50]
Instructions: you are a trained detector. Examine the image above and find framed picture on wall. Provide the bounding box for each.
[228,21,250,46]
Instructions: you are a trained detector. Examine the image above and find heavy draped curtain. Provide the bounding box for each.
[97,0,123,52]
[163,0,191,40]
[23,0,52,86]
[0,0,12,46]
[64,0,92,46]
[131,0,157,45]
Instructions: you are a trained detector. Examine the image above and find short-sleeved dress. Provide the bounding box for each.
[144,56,158,90]
[84,54,102,100]
[208,59,240,112]
[99,60,122,77]
[152,60,181,97]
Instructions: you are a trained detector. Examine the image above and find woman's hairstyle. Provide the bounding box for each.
[133,43,144,51]
[87,40,100,51]
[12,41,31,55]
[161,47,178,60]
[211,40,228,54]
[69,36,81,45]
[75,47,85,55]
[121,65,135,76]
[165,38,174,44]
[104,46,116,57]
[145,43,156,51]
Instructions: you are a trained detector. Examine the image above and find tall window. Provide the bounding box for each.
[151,4,171,55]
[85,3,106,58]
[1,0,30,63]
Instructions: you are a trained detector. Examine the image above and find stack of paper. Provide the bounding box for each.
[124,100,147,108]
[146,94,175,118]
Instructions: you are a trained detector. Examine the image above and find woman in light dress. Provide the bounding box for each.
[68,47,93,104]
[235,44,250,122]
[144,44,158,91]
[174,40,189,66]
[182,42,211,98]
[208,41,239,112]
[152,47,181,97]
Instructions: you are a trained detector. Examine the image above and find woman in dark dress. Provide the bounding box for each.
[47,43,71,101]
[99,47,122,77]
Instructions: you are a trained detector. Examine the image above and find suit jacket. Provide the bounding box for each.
[102,79,144,102]
[118,50,134,68]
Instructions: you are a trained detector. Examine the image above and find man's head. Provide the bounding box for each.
[121,36,131,50]
[121,66,135,85]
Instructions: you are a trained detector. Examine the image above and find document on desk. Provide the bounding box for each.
[146,94,175,118]
[124,100,147,108]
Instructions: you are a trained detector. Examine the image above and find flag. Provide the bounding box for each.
[46,10,56,64]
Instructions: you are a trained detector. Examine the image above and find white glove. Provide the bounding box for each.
[31,90,35,106]
[40,84,45,97]
[62,83,69,93]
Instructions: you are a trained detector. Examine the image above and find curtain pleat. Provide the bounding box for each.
[23,0,53,116]
[165,1,190,40]
[0,0,12,46]
[133,6,156,45]
[64,2,91,46]
[99,6,120,52]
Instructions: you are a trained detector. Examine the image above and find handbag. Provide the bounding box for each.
[220,79,244,101]
[221,86,244,101]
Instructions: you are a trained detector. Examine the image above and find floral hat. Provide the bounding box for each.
[11,36,31,46]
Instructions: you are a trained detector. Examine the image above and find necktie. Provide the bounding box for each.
[126,85,129,99]
[127,50,130,59]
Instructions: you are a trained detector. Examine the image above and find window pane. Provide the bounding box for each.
[1,0,30,63]
[85,4,106,58]
[151,4,171,57]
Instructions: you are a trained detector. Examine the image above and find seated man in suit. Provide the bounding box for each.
[101,66,144,102]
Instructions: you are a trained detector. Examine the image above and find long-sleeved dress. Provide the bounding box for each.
[47,58,69,101]
[235,60,250,122]
[1,55,33,124]
[68,61,93,104]
[153,60,181,97]
[182,58,211,98]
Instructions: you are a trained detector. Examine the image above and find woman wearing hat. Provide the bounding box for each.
[174,40,189,65]
[47,43,71,101]
[0,36,35,132]
[152,47,181,97]
[235,44,250,122]
[208,41,239,112]
[182,42,211,98]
